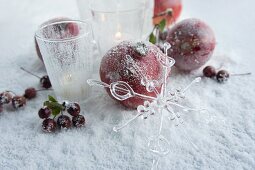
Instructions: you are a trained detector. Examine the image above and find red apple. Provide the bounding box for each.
[166,18,216,71]
[153,0,182,26]
[100,41,169,109]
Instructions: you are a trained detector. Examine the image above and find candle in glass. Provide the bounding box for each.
[90,0,146,56]
[35,20,95,102]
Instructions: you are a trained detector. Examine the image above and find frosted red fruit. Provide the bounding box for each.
[203,66,216,78]
[12,96,26,109]
[66,102,80,117]
[0,91,13,104]
[57,115,71,129]
[100,41,169,109]
[42,118,57,133]
[38,106,52,119]
[166,18,216,71]
[72,115,85,128]
[153,0,182,26]
[24,87,37,99]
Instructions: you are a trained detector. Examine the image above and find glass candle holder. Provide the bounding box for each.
[35,20,95,102]
[90,0,146,56]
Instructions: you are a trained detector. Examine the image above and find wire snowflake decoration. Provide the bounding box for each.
[87,42,202,169]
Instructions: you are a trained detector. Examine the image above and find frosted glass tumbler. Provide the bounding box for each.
[90,0,146,56]
[35,20,94,102]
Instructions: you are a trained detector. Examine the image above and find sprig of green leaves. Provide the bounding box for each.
[149,19,166,44]
[43,95,64,117]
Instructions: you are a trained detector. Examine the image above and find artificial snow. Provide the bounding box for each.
[0,0,255,169]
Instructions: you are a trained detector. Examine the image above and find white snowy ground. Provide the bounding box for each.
[0,0,255,169]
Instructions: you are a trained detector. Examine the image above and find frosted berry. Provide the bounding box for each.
[24,87,37,99]
[20,67,52,89]
[57,115,71,129]
[66,103,80,116]
[40,75,52,89]
[203,66,216,78]
[0,91,13,104]
[38,106,52,119]
[42,118,57,133]
[216,70,229,83]
[12,96,26,109]
[72,115,85,127]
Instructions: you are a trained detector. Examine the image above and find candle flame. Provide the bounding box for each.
[115,31,122,40]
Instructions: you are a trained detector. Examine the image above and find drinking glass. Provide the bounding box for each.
[90,0,146,56]
[35,20,95,102]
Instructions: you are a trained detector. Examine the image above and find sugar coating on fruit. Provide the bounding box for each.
[66,102,80,116]
[72,115,85,127]
[216,70,229,83]
[42,118,56,133]
[100,41,170,109]
[12,96,26,109]
[167,18,216,71]
[133,41,149,56]
[0,92,12,104]
[57,115,71,129]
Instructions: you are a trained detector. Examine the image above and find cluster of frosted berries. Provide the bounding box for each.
[39,96,85,133]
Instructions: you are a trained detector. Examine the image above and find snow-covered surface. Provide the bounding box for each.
[0,0,255,169]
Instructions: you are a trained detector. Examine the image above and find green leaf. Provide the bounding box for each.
[158,19,166,32]
[48,95,58,103]
[43,101,64,117]
[44,101,64,110]
[51,108,62,117]
[149,33,156,44]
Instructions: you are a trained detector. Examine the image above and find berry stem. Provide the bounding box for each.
[20,67,40,79]
[231,72,252,76]
[152,8,173,19]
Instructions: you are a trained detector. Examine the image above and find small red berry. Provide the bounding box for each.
[12,96,26,109]
[66,103,80,116]
[24,87,37,99]
[203,66,216,78]
[57,115,71,129]
[0,92,13,104]
[216,70,230,83]
[42,118,57,133]
[72,115,85,127]
[38,106,52,119]
[40,75,52,89]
